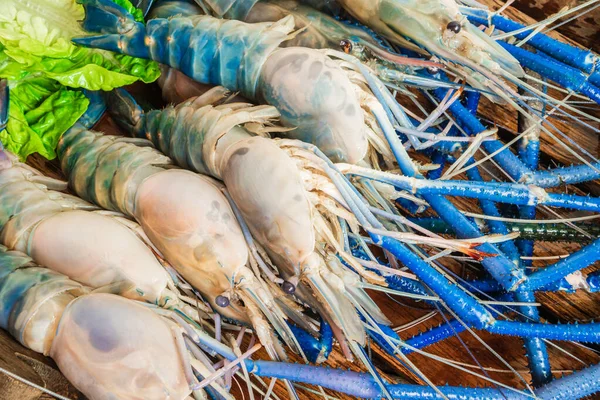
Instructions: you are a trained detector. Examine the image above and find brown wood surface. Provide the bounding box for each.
[2,1,600,399]
[511,0,600,53]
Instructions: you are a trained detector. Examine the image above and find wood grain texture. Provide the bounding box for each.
[1,1,600,399]
[510,0,600,52]
[0,329,83,400]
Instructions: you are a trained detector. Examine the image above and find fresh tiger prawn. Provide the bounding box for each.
[0,148,205,322]
[0,246,233,400]
[175,0,523,99]
[306,0,600,104]
[105,87,397,362]
[56,122,306,363]
[327,0,523,76]
[149,0,376,52]
[149,0,438,69]
[305,0,600,106]
[73,0,413,165]
[104,85,600,369]
[149,0,454,93]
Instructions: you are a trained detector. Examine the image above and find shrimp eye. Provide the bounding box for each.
[446,21,461,34]
[215,295,230,308]
[339,39,353,54]
[281,280,296,294]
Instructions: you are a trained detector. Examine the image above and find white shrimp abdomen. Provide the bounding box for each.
[221,136,315,271]
[259,47,368,164]
[134,170,248,296]
[50,294,190,400]
[28,211,170,304]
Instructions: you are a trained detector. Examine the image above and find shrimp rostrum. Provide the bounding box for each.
[75,0,408,165]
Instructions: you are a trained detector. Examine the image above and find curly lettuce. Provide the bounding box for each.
[0,78,89,160]
[0,0,159,159]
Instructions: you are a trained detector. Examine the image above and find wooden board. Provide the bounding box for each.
[511,0,600,52]
[1,1,600,399]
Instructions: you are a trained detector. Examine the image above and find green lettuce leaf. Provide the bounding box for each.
[112,0,146,22]
[0,0,159,89]
[0,78,89,160]
[0,0,159,159]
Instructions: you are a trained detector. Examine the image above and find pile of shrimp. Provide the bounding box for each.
[2,0,600,399]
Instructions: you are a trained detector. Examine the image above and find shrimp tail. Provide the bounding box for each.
[103,88,144,134]
[74,0,150,59]
[79,0,139,34]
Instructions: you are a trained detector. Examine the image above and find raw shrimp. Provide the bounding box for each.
[74,0,409,164]
[0,247,217,400]
[106,86,395,365]
[57,124,303,361]
[0,149,202,320]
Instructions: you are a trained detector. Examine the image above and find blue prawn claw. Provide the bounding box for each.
[287,318,333,364]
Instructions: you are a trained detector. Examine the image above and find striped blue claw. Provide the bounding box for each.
[287,318,333,364]
[408,217,600,243]
[431,86,600,187]
[498,41,600,104]
[462,7,600,87]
